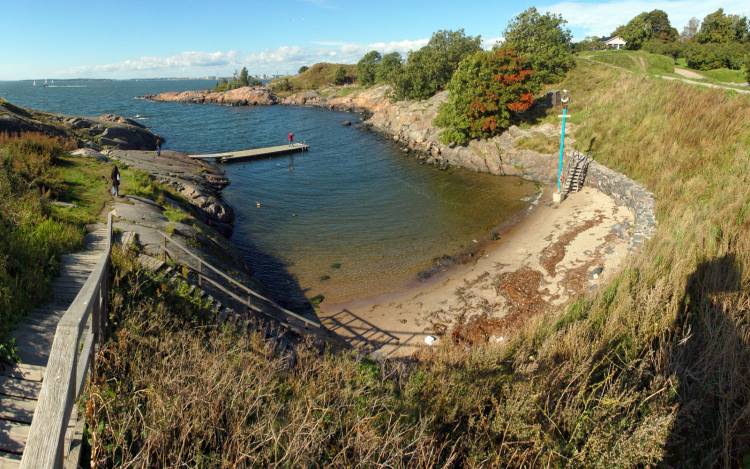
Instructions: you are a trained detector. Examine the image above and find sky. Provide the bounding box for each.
[1,0,749,80]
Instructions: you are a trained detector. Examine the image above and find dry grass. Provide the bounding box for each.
[89,61,750,467]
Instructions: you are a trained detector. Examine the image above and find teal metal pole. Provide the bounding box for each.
[557,106,568,193]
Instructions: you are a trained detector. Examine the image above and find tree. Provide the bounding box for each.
[238,67,250,87]
[696,9,747,44]
[614,9,679,49]
[503,7,574,85]
[334,66,349,85]
[357,50,382,86]
[298,65,309,74]
[391,29,482,100]
[375,52,402,84]
[434,48,539,145]
[681,17,700,41]
[573,37,606,52]
[746,56,750,84]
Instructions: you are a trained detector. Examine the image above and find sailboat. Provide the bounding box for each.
[43,79,48,87]
[33,80,36,86]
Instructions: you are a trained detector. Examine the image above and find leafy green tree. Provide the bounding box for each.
[696,9,747,44]
[683,42,746,70]
[391,29,482,100]
[503,7,574,85]
[434,48,539,145]
[614,9,679,50]
[238,67,250,87]
[357,50,382,86]
[298,65,309,74]
[334,66,349,85]
[375,52,402,84]
[746,56,750,84]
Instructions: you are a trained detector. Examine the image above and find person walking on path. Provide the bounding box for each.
[288,132,294,147]
[156,136,162,157]
[111,165,121,197]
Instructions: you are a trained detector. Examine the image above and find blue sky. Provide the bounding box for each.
[1,0,748,80]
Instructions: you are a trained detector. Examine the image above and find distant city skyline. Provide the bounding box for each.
[1,0,748,80]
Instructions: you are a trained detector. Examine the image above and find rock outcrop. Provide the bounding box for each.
[284,86,561,183]
[145,86,277,106]
[106,149,234,234]
[0,99,162,151]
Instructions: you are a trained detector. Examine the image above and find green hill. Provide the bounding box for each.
[271,62,357,93]
[579,50,675,75]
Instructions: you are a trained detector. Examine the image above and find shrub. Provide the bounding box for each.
[356,50,381,86]
[376,52,402,84]
[391,29,482,100]
[684,42,747,70]
[434,48,539,145]
[642,39,684,59]
[503,7,574,85]
[333,66,351,85]
[746,56,750,84]
[297,65,309,74]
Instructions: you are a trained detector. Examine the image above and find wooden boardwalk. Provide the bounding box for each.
[189,143,309,163]
[0,226,108,467]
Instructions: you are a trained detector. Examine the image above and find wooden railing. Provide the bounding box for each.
[20,212,113,469]
[159,232,323,333]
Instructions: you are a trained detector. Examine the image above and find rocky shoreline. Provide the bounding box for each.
[143,86,277,106]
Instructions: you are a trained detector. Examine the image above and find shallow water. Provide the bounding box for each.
[0,79,536,305]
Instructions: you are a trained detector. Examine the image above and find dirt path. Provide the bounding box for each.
[319,187,634,357]
[657,75,750,94]
[673,68,705,80]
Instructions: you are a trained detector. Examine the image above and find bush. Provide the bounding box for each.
[642,39,684,59]
[746,56,750,84]
[357,50,381,86]
[503,7,574,85]
[297,65,309,74]
[434,48,539,145]
[391,29,482,100]
[376,52,402,84]
[684,42,747,70]
[333,66,351,85]
[0,133,84,362]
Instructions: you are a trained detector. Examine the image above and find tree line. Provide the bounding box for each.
[215,66,262,91]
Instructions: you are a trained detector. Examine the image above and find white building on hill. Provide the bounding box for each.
[605,36,627,50]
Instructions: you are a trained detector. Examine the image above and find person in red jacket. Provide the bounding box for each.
[288,132,294,146]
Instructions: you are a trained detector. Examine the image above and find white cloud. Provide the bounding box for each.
[544,0,750,39]
[60,38,430,78]
[66,50,240,76]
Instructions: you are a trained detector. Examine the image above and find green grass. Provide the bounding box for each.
[579,50,675,75]
[695,67,747,84]
[514,132,559,154]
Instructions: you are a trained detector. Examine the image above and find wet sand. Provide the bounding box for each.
[319,186,634,357]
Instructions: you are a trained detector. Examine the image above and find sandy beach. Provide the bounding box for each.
[319,186,634,357]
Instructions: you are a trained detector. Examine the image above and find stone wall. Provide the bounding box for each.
[585,161,657,250]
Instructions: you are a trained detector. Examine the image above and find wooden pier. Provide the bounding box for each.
[188,143,309,163]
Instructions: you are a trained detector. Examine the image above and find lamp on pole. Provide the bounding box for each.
[555,89,570,203]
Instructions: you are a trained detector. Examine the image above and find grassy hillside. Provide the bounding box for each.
[88,60,750,467]
[271,62,357,93]
[579,50,675,75]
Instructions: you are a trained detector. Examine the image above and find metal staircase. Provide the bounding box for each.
[562,151,592,197]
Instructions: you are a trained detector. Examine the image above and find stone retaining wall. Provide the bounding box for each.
[585,161,657,250]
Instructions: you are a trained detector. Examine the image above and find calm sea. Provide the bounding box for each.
[0,79,536,306]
